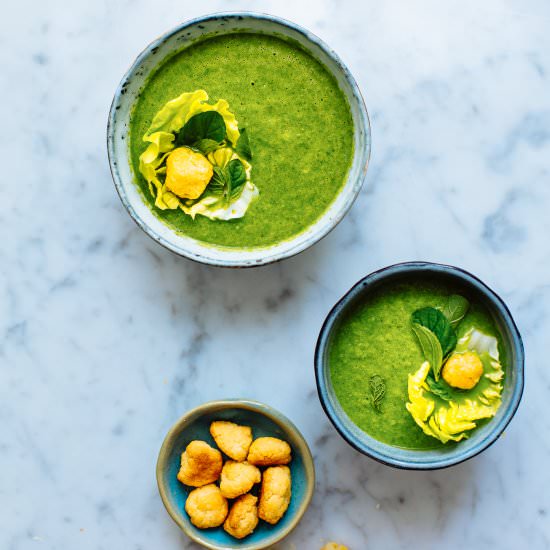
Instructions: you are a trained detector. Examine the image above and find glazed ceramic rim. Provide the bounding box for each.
[156,398,315,550]
[107,12,371,267]
[315,261,525,470]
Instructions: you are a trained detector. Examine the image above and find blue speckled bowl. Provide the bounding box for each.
[156,399,315,549]
[107,12,370,267]
[315,262,524,470]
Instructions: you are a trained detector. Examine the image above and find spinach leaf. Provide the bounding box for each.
[411,323,444,379]
[441,294,470,329]
[235,128,252,161]
[175,111,226,146]
[411,307,457,358]
[227,159,247,199]
[425,373,455,401]
[193,138,222,156]
[368,374,386,413]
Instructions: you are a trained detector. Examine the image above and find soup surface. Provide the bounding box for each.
[329,278,505,450]
[129,33,354,248]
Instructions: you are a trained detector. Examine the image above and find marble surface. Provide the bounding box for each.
[2,0,549,548]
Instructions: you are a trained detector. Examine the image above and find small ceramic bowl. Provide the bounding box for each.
[315,262,524,470]
[156,399,315,549]
[107,12,370,267]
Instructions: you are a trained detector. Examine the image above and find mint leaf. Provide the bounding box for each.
[193,138,222,155]
[175,111,226,146]
[425,373,455,401]
[235,128,252,161]
[441,295,470,329]
[368,374,386,413]
[411,307,457,358]
[411,323,444,379]
[227,159,247,199]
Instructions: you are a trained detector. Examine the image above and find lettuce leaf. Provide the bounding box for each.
[138,89,257,219]
[406,328,504,444]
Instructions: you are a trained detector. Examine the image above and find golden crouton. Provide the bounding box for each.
[184,484,228,529]
[223,494,259,539]
[258,466,292,524]
[442,351,484,390]
[165,147,213,199]
[219,461,261,499]
[247,437,291,466]
[321,544,348,550]
[210,421,253,461]
[177,440,223,487]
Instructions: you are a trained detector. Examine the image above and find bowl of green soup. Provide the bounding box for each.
[107,13,370,266]
[315,262,524,470]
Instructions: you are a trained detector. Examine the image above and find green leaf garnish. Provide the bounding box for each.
[411,324,444,379]
[411,307,457,358]
[368,374,386,413]
[209,166,228,196]
[441,295,470,329]
[227,158,247,199]
[193,138,222,155]
[207,159,247,202]
[175,111,227,146]
[425,373,455,401]
[235,128,252,161]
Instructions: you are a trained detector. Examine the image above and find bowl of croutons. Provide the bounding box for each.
[156,399,315,549]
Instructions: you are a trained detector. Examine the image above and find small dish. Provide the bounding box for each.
[315,262,524,470]
[156,399,315,549]
[107,12,370,267]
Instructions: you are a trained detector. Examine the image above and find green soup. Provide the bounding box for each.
[329,279,504,450]
[129,33,354,248]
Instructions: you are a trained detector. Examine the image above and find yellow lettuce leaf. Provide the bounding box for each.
[138,89,256,218]
[406,329,504,444]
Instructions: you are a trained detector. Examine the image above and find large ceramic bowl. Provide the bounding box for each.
[107,12,370,267]
[156,399,315,549]
[315,262,524,470]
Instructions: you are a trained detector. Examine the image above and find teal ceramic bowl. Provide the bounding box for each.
[156,399,315,549]
[315,262,524,470]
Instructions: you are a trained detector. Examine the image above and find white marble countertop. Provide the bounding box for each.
[2,0,549,548]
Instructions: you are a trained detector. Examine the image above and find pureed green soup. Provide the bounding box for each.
[129,33,354,248]
[329,278,505,450]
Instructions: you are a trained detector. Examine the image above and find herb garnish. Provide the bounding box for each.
[193,138,222,156]
[412,307,457,357]
[368,374,387,413]
[411,323,444,379]
[425,373,455,401]
[235,128,252,161]
[175,111,227,147]
[210,159,247,202]
[441,295,470,329]
[411,307,457,380]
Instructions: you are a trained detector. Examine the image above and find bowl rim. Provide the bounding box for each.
[156,398,316,550]
[107,11,371,268]
[314,261,525,470]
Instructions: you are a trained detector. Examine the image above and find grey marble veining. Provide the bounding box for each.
[1,0,549,549]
